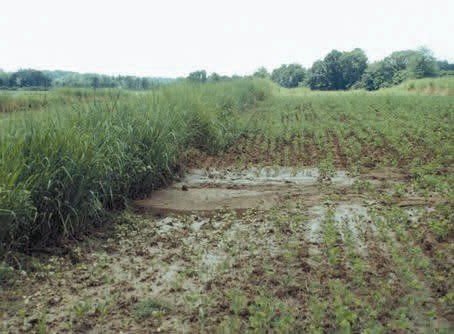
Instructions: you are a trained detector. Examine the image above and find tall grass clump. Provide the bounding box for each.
[0,79,272,251]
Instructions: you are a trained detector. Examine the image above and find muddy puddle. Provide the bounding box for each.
[182,167,354,187]
[135,167,356,214]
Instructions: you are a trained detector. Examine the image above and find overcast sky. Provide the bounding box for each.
[1,0,452,77]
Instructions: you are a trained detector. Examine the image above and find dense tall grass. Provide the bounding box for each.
[0,79,271,250]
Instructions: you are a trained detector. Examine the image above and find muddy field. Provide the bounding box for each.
[1,156,452,333]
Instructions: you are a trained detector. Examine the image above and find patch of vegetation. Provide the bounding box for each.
[133,298,171,320]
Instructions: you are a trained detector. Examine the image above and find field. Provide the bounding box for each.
[1,78,453,332]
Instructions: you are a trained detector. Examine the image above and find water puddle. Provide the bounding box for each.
[135,167,355,214]
[182,167,354,187]
[136,188,279,214]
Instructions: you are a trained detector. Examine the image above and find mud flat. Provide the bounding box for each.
[135,167,356,214]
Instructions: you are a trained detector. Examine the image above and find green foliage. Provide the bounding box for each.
[360,48,439,90]
[226,289,248,315]
[308,48,368,90]
[9,69,51,88]
[0,69,169,90]
[340,48,369,88]
[253,67,270,79]
[187,70,207,83]
[0,79,272,250]
[247,295,296,331]
[208,72,221,82]
[407,47,439,78]
[0,70,9,88]
[271,64,306,88]
[437,60,454,71]
[134,298,170,319]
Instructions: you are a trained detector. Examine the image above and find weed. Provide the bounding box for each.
[134,298,170,320]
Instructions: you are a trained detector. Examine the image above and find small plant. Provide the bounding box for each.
[72,299,92,319]
[133,298,171,320]
[247,295,295,332]
[318,158,336,182]
[227,289,248,316]
[352,179,374,193]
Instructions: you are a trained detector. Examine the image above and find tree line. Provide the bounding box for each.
[187,47,453,91]
[266,47,453,90]
[0,69,172,90]
[2,47,452,91]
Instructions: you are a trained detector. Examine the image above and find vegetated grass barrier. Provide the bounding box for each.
[0,79,272,251]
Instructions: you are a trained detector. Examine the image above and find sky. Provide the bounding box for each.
[1,0,453,78]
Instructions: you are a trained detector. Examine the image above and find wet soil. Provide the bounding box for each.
[135,167,355,214]
[1,165,452,333]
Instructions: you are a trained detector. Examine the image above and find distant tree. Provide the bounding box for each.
[339,48,368,88]
[307,60,329,90]
[91,76,100,89]
[384,50,418,71]
[308,49,367,90]
[253,67,270,79]
[208,72,221,82]
[359,47,440,90]
[358,61,391,90]
[141,77,150,89]
[271,64,306,88]
[407,47,439,78]
[187,70,207,83]
[123,76,138,89]
[8,69,51,88]
[323,50,344,89]
[437,60,454,71]
[0,70,9,87]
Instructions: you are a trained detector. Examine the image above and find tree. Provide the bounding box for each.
[339,48,368,88]
[0,70,8,87]
[208,72,221,82]
[8,69,51,88]
[141,77,150,89]
[253,67,270,79]
[359,48,440,90]
[359,61,391,91]
[308,49,368,90]
[271,64,306,88]
[91,76,100,89]
[323,50,344,89]
[187,70,207,83]
[407,47,439,78]
[307,60,329,90]
[384,50,418,71]
[437,60,454,71]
